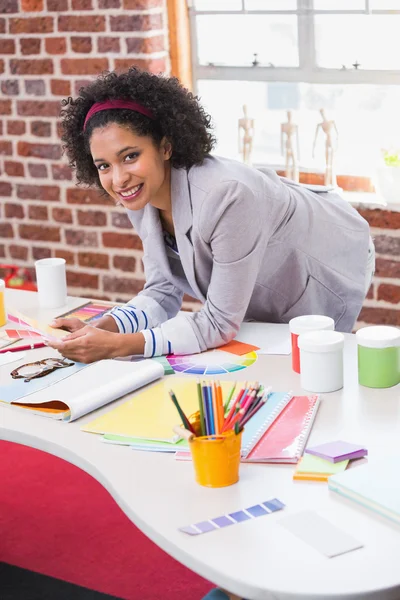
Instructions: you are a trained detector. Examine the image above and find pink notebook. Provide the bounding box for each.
[243,395,321,464]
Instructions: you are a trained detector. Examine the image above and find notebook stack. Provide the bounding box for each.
[328,457,400,525]
[82,378,321,464]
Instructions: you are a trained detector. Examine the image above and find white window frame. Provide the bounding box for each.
[188,0,400,90]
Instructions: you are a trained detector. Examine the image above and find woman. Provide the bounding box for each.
[49,68,373,364]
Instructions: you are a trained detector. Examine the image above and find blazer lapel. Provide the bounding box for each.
[142,202,172,280]
[171,167,206,302]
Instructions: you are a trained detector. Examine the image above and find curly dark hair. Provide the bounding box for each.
[60,68,216,189]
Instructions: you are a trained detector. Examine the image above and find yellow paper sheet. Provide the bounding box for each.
[82,378,242,442]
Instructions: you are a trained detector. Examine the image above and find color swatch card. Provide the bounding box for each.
[305,440,368,463]
[179,498,285,536]
[83,379,245,443]
[279,511,363,558]
[166,349,258,376]
[5,329,42,339]
[7,310,65,340]
[56,301,116,323]
[293,453,349,482]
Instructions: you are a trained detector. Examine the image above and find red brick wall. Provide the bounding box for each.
[0,2,399,323]
[357,209,400,327]
[0,0,185,303]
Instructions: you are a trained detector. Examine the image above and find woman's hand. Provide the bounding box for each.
[47,326,124,363]
[49,317,86,333]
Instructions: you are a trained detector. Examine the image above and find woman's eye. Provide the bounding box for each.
[97,163,109,172]
[124,152,139,162]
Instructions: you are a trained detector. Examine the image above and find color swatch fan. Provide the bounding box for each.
[166,349,257,375]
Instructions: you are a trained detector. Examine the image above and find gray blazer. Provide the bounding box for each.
[126,156,370,353]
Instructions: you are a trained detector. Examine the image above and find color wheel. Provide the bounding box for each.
[166,349,258,375]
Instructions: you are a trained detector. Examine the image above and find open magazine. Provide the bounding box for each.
[0,358,164,422]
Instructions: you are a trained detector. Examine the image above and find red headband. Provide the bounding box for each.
[83,99,155,131]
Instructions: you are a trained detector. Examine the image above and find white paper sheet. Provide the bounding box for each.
[236,322,291,355]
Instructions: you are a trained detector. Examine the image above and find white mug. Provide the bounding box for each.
[35,258,67,309]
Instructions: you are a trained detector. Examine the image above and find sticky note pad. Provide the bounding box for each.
[293,454,348,482]
[279,510,364,558]
[305,440,368,463]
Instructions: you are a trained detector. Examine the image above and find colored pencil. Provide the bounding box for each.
[202,382,211,435]
[216,381,224,432]
[197,379,206,436]
[212,382,220,434]
[240,388,272,427]
[207,385,215,435]
[168,390,196,435]
[223,382,236,413]
[0,341,46,354]
[223,385,246,427]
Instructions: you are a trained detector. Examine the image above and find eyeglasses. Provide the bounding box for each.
[11,357,75,382]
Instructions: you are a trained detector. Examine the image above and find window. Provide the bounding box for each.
[189,1,400,177]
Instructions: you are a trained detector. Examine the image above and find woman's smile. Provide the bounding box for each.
[117,182,144,201]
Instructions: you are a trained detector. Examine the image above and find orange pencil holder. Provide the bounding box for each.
[189,430,242,488]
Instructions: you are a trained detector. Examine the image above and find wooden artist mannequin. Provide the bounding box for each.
[281,110,300,182]
[238,104,255,164]
[312,108,339,186]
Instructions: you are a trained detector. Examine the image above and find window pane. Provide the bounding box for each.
[196,80,400,175]
[196,15,298,66]
[315,15,400,69]
[370,0,400,8]
[245,0,297,9]
[194,0,242,10]
[313,0,366,9]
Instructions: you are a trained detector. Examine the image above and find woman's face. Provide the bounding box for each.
[90,122,171,211]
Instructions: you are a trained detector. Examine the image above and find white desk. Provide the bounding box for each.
[1,289,400,600]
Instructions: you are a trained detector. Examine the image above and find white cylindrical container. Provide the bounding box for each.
[298,330,345,393]
[289,315,335,374]
[35,258,67,309]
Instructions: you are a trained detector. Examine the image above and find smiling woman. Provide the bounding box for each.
[49,67,373,365]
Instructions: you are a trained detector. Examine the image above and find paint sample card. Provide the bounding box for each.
[5,329,42,340]
[279,510,363,558]
[179,498,285,536]
[56,301,116,323]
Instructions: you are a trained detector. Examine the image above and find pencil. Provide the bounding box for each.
[207,385,215,435]
[216,381,224,432]
[168,390,196,435]
[223,382,236,413]
[202,382,211,435]
[0,341,46,354]
[223,385,246,427]
[197,378,206,436]
[212,382,220,434]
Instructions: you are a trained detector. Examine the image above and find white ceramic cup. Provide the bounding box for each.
[35,258,67,309]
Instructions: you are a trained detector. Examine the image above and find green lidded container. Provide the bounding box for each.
[356,325,400,389]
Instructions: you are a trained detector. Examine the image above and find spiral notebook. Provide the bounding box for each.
[240,391,293,458]
[243,394,321,464]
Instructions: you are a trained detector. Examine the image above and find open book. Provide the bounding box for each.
[0,359,164,422]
